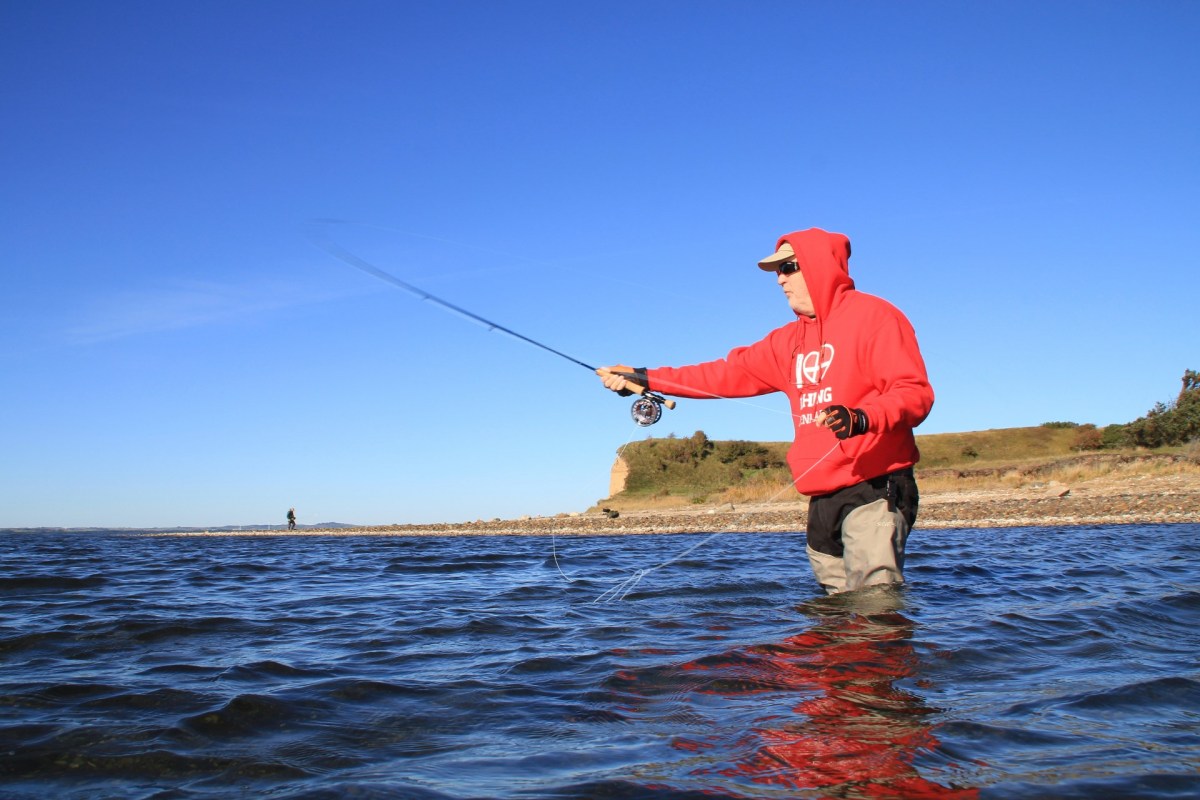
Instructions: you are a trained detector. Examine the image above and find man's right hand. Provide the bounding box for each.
[597,365,645,396]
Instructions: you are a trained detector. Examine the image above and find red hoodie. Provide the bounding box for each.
[645,228,933,496]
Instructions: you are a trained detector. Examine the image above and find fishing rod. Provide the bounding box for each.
[305,220,676,426]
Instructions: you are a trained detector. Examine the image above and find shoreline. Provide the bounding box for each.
[170,468,1200,537]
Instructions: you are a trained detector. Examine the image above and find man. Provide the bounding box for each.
[599,227,934,594]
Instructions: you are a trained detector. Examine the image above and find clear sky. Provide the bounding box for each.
[2,1,1197,529]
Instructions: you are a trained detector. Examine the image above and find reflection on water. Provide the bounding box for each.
[609,588,979,798]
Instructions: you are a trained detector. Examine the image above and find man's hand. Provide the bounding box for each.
[818,405,869,439]
[597,365,646,397]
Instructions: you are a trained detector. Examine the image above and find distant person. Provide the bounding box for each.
[599,227,933,595]
[287,507,296,531]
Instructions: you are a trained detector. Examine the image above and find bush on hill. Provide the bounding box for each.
[1071,424,1104,451]
[1113,369,1199,448]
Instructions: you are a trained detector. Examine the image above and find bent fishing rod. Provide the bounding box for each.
[305,220,676,426]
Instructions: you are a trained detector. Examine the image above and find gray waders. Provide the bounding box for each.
[805,468,919,595]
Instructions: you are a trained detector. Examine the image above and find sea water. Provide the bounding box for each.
[1,524,1197,799]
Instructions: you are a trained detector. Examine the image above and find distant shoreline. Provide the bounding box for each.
[162,465,1198,536]
[10,458,1197,538]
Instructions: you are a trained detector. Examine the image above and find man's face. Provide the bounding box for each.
[777,262,816,317]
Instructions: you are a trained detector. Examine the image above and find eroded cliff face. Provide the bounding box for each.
[609,456,629,497]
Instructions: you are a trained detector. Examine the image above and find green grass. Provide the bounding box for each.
[915,426,1082,468]
[601,425,1191,509]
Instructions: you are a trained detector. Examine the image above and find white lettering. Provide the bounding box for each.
[797,386,833,410]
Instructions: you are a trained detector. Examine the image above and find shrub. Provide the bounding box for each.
[1071,424,1104,451]
[1127,370,1200,448]
[1101,424,1131,449]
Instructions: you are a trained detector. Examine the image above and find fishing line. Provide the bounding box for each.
[549,423,647,584]
[591,438,843,603]
[550,535,575,583]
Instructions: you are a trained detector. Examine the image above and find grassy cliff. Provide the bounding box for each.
[603,425,1196,509]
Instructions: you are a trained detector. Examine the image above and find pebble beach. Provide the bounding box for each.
[208,460,1200,537]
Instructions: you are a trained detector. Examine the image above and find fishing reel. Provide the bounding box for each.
[597,368,677,426]
[631,396,662,426]
[631,392,671,426]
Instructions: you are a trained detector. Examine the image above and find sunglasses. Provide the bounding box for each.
[776,260,801,276]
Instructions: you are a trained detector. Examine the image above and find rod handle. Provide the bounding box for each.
[596,369,677,410]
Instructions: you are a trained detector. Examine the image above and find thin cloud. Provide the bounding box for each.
[61,277,355,345]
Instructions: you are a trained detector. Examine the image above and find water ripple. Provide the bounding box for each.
[0,525,1197,798]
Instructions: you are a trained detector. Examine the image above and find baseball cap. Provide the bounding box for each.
[757,241,795,271]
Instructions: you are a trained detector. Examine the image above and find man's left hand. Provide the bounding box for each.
[597,365,644,396]
[819,405,869,439]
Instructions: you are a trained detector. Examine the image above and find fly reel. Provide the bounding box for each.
[597,368,677,426]
[631,394,667,426]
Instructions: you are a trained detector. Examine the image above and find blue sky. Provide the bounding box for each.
[2,1,1197,528]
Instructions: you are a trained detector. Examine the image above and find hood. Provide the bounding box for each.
[776,228,854,321]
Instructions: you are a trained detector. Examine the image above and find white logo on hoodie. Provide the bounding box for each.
[796,344,835,387]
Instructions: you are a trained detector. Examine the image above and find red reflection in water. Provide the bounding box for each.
[615,592,979,798]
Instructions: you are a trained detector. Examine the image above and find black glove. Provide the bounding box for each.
[821,405,869,439]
